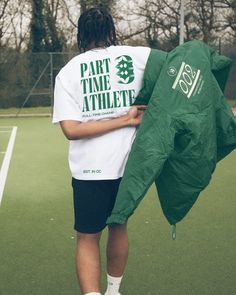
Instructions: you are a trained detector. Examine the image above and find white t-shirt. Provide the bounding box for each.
[53,45,150,180]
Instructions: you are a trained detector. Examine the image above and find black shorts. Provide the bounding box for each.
[72,177,122,233]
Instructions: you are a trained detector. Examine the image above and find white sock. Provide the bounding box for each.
[105,274,123,295]
[84,293,101,295]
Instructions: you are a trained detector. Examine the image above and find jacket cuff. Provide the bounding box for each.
[106,213,127,225]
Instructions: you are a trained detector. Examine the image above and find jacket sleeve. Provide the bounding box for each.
[107,105,176,225]
[207,44,236,161]
[133,49,167,105]
[215,98,236,161]
[209,46,232,92]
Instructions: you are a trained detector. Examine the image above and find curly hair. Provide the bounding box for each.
[77,7,117,52]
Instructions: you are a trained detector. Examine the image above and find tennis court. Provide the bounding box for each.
[0,117,235,295]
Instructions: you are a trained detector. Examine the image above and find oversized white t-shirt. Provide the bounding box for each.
[53,45,150,180]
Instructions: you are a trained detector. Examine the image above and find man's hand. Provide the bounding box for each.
[126,105,147,126]
[232,108,236,117]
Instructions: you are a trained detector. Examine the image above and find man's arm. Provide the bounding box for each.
[60,106,146,140]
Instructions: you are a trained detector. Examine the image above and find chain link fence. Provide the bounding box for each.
[0,49,235,112]
[0,51,77,110]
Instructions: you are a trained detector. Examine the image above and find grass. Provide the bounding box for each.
[0,106,51,115]
[0,117,235,295]
[0,128,11,163]
[0,98,235,116]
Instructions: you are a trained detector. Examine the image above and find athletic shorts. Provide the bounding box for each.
[72,177,122,233]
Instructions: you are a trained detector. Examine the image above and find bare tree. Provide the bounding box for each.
[1,0,235,52]
[127,0,236,50]
[126,0,181,50]
[221,0,236,39]
[0,0,31,51]
[79,0,115,13]
[0,0,9,45]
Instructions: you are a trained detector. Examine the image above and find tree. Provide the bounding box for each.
[0,0,31,51]
[127,0,236,50]
[29,0,65,52]
[80,0,115,13]
[0,0,9,47]
[222,0,236,40]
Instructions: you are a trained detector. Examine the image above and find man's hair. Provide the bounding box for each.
[77,7,117,51]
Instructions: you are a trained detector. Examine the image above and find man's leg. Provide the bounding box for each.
[107,223,128,275]
[76,231,102,294]
[105,223,128,295]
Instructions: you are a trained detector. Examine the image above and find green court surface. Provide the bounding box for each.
[0,117,235,295]
[0,127,12,164]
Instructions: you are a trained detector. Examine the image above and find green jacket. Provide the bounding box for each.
[107,40,236,226]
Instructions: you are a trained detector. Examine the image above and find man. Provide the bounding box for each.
[53,7,150,295]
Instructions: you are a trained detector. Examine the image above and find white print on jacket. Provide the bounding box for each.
[171,62,204,98]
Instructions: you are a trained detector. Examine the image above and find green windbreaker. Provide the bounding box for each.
[107,40,236,226]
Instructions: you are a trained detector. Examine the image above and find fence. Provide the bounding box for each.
[0,51,77,111]
[0,49,235,113]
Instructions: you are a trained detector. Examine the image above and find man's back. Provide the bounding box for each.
[53,45,151,180]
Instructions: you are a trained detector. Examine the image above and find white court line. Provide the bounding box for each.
[0,126,18,205]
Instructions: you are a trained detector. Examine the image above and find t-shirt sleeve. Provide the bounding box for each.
[52,74,82,123]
